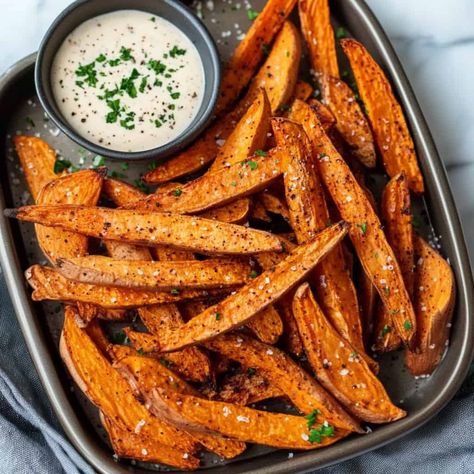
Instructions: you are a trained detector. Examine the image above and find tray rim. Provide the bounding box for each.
[1,0,473,472]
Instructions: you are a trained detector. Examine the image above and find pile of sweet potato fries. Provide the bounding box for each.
[5,0,455,469]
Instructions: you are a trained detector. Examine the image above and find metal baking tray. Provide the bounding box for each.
[0,0,473,473]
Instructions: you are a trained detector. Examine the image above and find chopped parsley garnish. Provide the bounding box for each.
[304,409,321,430]
[279,104,292,112]
[381,325,392,337]
[249,270,258,279]
[75,62,97,87]
[119,46,134,61]
[92,155,105,167]
[247,367,256,376]
[120,68,140,98]
[154,119,163,128]
[139,76,149,93]
[134,179,149,193]
[403,320,413,331]
[148,161,158,171]
[120,111,136,130]
[309,424,335,443]
[357,222,367,235]
[53,158,72,174]
[109,58,121,67]
[336,27,348,40]
[262,43,270,55]
[243,160,258,170]
[159,357,174,368]
[170,288,180,295]
[173,188,183,197]
[147,59,166,75]
[150,16,156,22]
[137,348,145,356]
[95,53,106,63]
[106,99,121,124]
[120,162,129,171]
[109,170,127,179]
[246,8,259,20]
[215,312,221,321]
[110,330,128,344]
[170,92,180,100]
[169,45,187,58]
[255,149,267,157]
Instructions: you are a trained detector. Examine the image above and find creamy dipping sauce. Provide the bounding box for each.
[51,10,205,152]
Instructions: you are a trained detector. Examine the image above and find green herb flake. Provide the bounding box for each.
[109,58,121,67]
[159,357,174,368]
[148,59,167,75]
[75,62,97,87]
[173,188,183,197]
[249,270,258,279]
[243,160,258,170]
[109,170,127,179]
[120,68,140,98]
[105,99,121,124]
[154,119,163,128]
[170,91,180,100]
[139,76,149,93]
[169,45,187,58]
[150,16,156,22]
[25,116,35,127]
[279,104,292,112]
[230,181,237,187]
[53,158,72,174]
[403,320,413,331]
[120,162,129,171]
[255,149,267,157]
[92,155,105,167]
[137,348,145,356]
[134,179,149,194]
[215,312,221,321]
[119,46,134,61]
[262,43,270,55]
[148,161,158,171]
[356,222,367,235]
[96,53,106,63]
[246,8,259,20]
[304,409,321,430]
[170,288,180,295]
[381,325,392,337]
[336,27,348,40]
[110,330,129,344]
[120,112,136,130]
[247,367,256,376]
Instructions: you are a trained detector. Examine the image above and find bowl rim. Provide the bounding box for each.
[34,0,221,161]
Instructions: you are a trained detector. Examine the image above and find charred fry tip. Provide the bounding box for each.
[93,166,109,178]
[3,208,19,218]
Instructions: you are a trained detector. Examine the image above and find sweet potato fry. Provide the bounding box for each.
[143,21,300,184]
[35,170,104,263]
[216,0,297,115]
[245,306,283,344]
[298,0,339,78]
[14,136,57,200]
[292,283,406,423]
[292,80,314,102]
[340,39,424,192]
[146,385,350,449]
[258,191,290,222]
[8,205,283,255]
[319,74,376,168]
[152,222,349,352]
[115,353,247,459]
[55,255,251,290]
[205,334,361,432]
[405,236,455,376]
[60,306,200,468]
[210,88,271,171]
[102,177,145,205]
[199,198,250,224]
[374,174,414,352]
[26,265,214,308]
[273,118,366,356]
[307,98,336,132]
[131,151,282,214]
[219,371,283,405]
[276,293,305,357]
[250,198,271,222]
[103,240,152,261]
[288,99,417,347]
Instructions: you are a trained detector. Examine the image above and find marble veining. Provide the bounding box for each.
[1,0,473,256]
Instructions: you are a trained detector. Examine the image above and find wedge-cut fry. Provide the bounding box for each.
[115,353,246,459]
[14,136,57,200]
[307,98,336,132]
[131,152,282,214]
[341,39,424,192]
[102,177,145,205]
[103,240,152,261]
[60,306,200,468]
[405,236,455,376]
[205,334,361,432]
[36,170,104,263]
[216,0,297,115]
[293,283,406,423]
[292,80,314,102]
[289,99,417,347]
[246,306,283,344]
[210,89,271,171]
[298,0,375,167]
[26,265,214,308]
[219,372,283,405]
[358,265,378,348]
[152,222,349,352]
[153,246,194,262]
[277,293,304,356]
[143,21,301,184]
[374,174,413,352]
[273,118,366,356]
[99,413,196,466]
[199,198,250,224]
[319,74,376,168]
[148,385,350,449]
[298,0,339,78]
[250,198,271,222]
[259,191,290,221]
[9,205,283,255]
[136,305,212,383]
[55,255,251,290]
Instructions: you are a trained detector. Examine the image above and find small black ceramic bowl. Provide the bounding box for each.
[35,0,220,161]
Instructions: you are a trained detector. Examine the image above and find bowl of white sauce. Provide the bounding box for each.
[35,0,220,161]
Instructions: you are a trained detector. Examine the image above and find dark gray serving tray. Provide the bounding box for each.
[0,1,473,473]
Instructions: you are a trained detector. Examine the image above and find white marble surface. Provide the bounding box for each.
[1,0,473,257]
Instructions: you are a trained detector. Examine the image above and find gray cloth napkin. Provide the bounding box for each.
[0,270,472,474]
